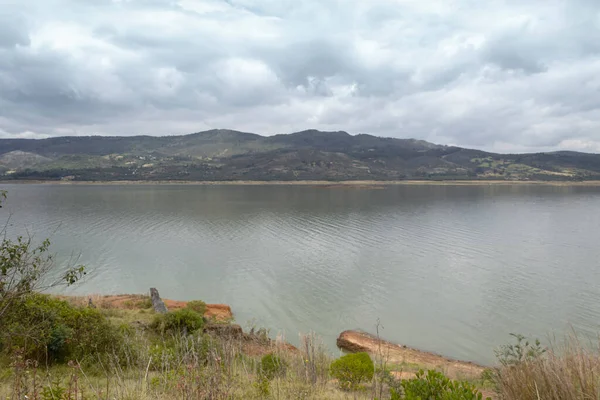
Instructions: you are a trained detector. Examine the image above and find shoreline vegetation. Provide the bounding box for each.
[2,291,496,399]
[3,179,600,186]
[63,294,490,375]
[3,290,600,399]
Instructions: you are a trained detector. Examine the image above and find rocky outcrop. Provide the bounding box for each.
[150,288,168,314]
[337,330,374,353]
[337,330,486,380]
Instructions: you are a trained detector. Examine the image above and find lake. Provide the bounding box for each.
[3,183,600,365]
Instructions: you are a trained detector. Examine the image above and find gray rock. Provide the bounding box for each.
[150,287,168,314]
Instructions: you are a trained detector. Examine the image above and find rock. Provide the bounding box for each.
[204,323,244,339]
[337,330,371,353]
[150,288,168,314]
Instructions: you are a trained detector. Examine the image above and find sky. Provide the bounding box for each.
[0,0,599,153]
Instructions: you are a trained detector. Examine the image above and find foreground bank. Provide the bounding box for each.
[1,290,499,399]
[5,290,600,399]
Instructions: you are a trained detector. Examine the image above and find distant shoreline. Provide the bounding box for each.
[2,179,600,186]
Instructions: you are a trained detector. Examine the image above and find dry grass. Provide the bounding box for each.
[494,335,600,400]
[0,335,373,400]
[0,320,373,400]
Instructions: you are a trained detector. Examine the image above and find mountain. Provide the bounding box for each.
[0,129,599,181]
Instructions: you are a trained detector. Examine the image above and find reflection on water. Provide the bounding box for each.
[4,183,600,364]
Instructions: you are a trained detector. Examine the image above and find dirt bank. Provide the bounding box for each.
[60,294,296,355]
[61,294,233,322]
[337,330,486,380]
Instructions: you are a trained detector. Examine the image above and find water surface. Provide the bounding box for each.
[3,183,600,364]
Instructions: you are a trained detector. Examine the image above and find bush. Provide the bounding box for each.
[151,309,204,335]
[186,300,207,316]
[394,369,490,400]
[1,293,121,362]
[494,333,546,366]
[259,353,286,379]
[330,352,374,390]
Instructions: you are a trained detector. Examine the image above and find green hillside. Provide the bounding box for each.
[1,129,599,181]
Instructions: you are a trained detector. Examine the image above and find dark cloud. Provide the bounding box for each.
[0,0,599,152]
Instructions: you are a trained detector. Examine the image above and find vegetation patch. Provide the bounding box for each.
[259,353,287,379]
[150,308,204,335]
[392,369,491,400]
[1,293,122,363]
[185,300,207,315]
[330,352,374,390]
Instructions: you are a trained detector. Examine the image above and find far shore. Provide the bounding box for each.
[3,179,600,186]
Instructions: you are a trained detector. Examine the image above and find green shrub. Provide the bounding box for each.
[47,323,72,361]
[395,369,490,400]
[1,293,122,362]
[253,375,270,397]
[41,378,67,400]
[138,297,153,309]
[330,352,374,390]
[124,296,153,309]
[186,300,207,315]
[259,353,287,379]
[151,309,204,335]
[494,333,546,366]
[62,306,122,360]
[149,343,177,369]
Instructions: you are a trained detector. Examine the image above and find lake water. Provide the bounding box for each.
[3,183,600,365]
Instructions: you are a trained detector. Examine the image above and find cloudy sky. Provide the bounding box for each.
[0,0,599,153]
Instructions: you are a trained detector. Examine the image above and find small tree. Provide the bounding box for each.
[0,237,85,318]
[495,333,546,366]
[0,191,86,319]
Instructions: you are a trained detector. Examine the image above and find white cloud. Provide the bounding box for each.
[559,139,600,153]
[0,128,49,139]
[0,0,598,153]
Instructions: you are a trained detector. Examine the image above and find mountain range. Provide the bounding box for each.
[0,129,599,181]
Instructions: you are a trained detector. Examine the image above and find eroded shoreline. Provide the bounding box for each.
[63,293,488,378]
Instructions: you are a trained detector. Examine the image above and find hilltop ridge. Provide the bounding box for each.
[1,129,599,181]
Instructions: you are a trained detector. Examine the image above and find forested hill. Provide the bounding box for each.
[1,129,599,181]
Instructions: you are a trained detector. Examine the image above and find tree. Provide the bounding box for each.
[0,191,86,319]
